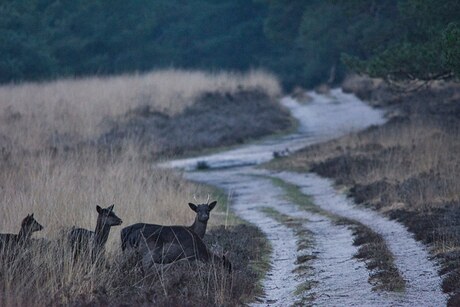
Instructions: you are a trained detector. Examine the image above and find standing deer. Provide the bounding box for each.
[68,204,122,262]
[0,214,44,252]
[121,201,217,251]
[138,225,231,273]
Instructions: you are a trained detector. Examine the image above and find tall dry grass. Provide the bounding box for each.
[0,69,278,305]
[0,149,217,248]
[0,69,281,152]
[338,120,458,207]
[0,146,237,306]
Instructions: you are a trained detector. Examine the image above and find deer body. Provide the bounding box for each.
[121,201,216,251]
[139,225,231,273]
[0,214,43,254]
[68,205,122,262]
[121,201,230,272]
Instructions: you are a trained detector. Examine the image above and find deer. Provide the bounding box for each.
[68,204,122,263]
[0,214,44,253]
[138,225,232,273]
[121,200,217,252]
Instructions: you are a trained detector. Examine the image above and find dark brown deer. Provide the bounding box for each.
[0,214,44,252]
[68,204,122,262]
[121,201,217,251]
[138,225,231,273]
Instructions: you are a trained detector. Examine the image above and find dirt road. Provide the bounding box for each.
[164,90,447,306]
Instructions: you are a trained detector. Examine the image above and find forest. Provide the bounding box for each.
[1,0,459,88]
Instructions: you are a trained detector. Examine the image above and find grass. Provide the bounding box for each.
[266,177,323,215]
[0,223,271,306]
[201,184,272,302]
[336,218,405,292]
[0,69,282,306]
[0,150,197,240]
[0,69,284,156]
[199,183,246,232]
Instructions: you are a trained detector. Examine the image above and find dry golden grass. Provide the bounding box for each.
[0,69,281,152]
[0,148,238,306]
[0,68,279,240]
[0,146,268,306]
[271,117,460,210]
[0,69,278,305]
[0,150,219,250]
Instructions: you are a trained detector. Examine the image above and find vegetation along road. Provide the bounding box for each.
[165,90,447,306]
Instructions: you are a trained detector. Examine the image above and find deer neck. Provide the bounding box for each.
[190,217,207,238]
[93,219,111,250]
[17,227,32,244]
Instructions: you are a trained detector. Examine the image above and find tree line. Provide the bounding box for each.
[1,0,459,88]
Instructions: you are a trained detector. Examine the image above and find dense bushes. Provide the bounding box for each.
[0,0,271,83]
[1,0,459,88]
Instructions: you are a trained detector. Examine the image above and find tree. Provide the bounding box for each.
[345,0,460,82]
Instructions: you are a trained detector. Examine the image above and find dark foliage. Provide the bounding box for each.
[1,0,458,88]
[97,89,292,157]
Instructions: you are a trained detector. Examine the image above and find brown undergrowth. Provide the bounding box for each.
[0,69,291,159]
[0,222,270,306]
[0,148,271,306]
[0,69,282,305]
[269,78,460,305]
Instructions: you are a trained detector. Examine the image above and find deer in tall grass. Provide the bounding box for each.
[121,200,231,272]
[68,204,122,262]
[0,214,44,253]
[138,225,232,273]
[121,200,217,251]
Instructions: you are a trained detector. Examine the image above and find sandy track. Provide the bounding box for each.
[189,169,390,306]
[273,171,447,306]
[166,90,447,306]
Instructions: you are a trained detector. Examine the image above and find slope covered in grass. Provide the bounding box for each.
[0,69,291,158]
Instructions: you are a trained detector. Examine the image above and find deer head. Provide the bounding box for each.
[188,201,217,223]
[96,205,123,226]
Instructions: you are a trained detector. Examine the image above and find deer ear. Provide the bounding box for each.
[96,205,102,214]
[30,213,34,218]
[209,201,217,211]
[107,204,115,211]
[188,203,197,212]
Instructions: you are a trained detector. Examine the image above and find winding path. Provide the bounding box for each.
[164,90,447,306]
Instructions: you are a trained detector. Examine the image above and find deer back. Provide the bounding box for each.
[139,226,211,265]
